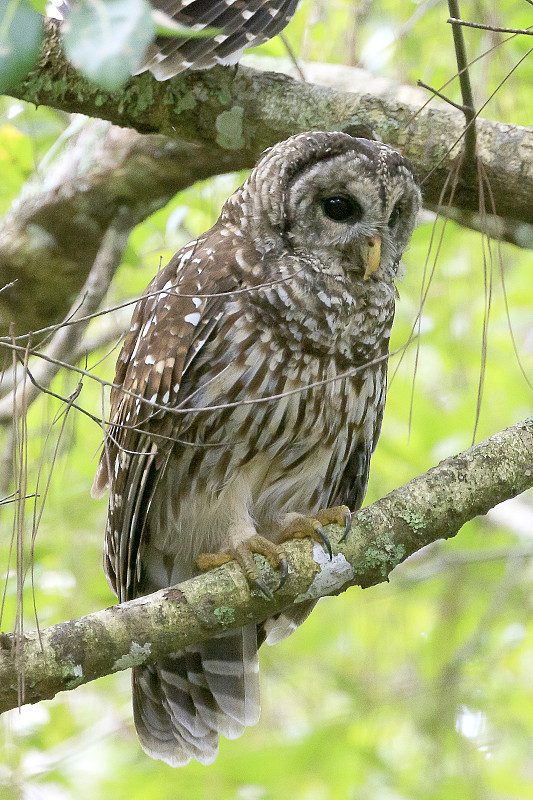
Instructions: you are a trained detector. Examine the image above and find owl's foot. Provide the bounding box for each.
[196,534,288,600]
[277,505,352,557]
[316,505,352,542]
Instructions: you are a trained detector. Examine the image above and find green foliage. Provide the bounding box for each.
[62,0,155,90]
[1,1,533,798]
[0,0,43,92]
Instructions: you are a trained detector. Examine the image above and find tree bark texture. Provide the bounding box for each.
[4,36,533,335]
[8,25,533,224]
[0,417,531,714]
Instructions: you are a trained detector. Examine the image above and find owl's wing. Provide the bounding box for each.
[92,232,240,601]
[139,0,300,80]
[330,361,388,512]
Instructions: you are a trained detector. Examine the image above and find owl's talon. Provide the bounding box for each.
[315,524,333,560]
[341,508,352,542]
[315,504,352,544]
[278,556,288,589]
[197,533,286,599]
[278,515,333,559]
[253,578,274,600]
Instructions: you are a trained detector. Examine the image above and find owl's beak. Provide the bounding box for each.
[363,236,382,280]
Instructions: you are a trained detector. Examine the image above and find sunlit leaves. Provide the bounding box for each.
[24,0,46,11]
[0,0,44,92]
[62,0,155,90]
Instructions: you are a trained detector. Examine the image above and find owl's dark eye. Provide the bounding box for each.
[388,202,403,227]
[322,195,363,223]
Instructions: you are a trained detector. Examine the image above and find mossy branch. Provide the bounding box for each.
[0,417,531,714]
[7,25,533,225]
[4,39,533,334]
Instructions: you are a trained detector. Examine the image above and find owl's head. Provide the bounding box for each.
[224,131,421,285]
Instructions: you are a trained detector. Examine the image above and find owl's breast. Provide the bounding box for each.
[145,332,386,577]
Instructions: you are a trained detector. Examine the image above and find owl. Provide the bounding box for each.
[140,0,300,80]
[92,131,421,766]
[54,1,299,80]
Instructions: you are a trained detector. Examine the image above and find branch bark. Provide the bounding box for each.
[8,25,533,224]
[0,118,238,336]
[0,417,531,713]
[4,52,532,336]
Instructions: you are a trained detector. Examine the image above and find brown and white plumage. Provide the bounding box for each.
[139,0,300,80]
[92,131,420,766]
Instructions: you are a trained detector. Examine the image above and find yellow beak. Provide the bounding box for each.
[363,236,382,280]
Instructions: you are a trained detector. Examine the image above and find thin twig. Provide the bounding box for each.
[448,18,533,36]
[1,267,308,345]
[421,45,533,187]
[280,32,306,81]
[417,80,468,112]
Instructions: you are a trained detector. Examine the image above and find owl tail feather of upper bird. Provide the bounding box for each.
[93,126,420,767]
[53,0,300,80]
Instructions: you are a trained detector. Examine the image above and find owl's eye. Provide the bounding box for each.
[388,202,403,227]
[322,195,363,223]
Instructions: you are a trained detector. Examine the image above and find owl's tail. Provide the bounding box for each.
[131,623,260,766]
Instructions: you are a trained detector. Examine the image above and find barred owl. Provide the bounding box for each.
[140,0,300,80]
[92,131,420,766]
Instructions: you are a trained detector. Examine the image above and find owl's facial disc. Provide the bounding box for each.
[283,147,419,283]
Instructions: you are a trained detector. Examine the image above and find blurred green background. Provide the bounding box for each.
[1,1,533,798]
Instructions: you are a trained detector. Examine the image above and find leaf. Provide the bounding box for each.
[62,0,155,91]
[25,0,46,12]
[152,9,220,39]
[0,0,44,92]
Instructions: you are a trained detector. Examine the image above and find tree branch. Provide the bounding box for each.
[0,209,134,425]
[0,118,239,335]
[3,55,532,339]
[0,417,531,713]
[7,25,533,224]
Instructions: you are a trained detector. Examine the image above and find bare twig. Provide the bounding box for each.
[280,32,306,81]
[417,80,468,113]
[448,18,533,36]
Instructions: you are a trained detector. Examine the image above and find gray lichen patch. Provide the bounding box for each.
[296,543,354,603]
[64,663,84,690]
[215,106,245,150]
[112,641,152,672]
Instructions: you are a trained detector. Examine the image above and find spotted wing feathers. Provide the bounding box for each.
[92,231,237,599]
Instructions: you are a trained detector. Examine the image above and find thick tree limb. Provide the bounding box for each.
[3,54,531,336]
[0,417,531,714]
[8,25,533,225]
